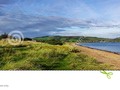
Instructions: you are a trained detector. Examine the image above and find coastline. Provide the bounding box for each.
[78,44,120,55]
[73,43,120,70]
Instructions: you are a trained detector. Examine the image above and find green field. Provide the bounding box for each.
[0,40,113,70]
[34,36,120,44]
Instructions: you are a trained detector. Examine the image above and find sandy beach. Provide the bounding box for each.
[73,44,120,70]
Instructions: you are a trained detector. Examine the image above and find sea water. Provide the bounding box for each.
[80,42,120,53]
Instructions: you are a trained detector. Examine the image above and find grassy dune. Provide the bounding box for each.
[0,40,113,70]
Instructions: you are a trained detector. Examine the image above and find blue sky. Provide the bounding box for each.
[0,0,120,38]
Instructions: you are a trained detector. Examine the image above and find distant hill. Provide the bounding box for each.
[33,36,119,45]
[1,34,120,45]
[112,37,120,42]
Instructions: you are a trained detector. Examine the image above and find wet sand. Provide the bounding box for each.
[73,44,120,70]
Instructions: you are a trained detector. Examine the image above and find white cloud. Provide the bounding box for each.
[55,26,120,38]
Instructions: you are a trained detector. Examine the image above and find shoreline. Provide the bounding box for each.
[77,44,120,55]
[73,43,120,70]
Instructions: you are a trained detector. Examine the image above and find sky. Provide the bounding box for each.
[0,0,120,38]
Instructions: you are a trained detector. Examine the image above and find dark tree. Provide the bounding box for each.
[0,33,8,39]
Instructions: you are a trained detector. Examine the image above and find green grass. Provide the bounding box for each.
[0,40,113,70]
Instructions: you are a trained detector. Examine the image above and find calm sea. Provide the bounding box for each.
[80,42,120,53]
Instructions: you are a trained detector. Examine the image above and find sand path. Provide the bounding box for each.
[73,44,120,70]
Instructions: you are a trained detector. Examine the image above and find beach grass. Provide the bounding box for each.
[0,40,113,70]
